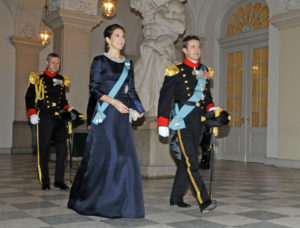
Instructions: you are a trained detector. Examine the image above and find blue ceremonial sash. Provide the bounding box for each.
[169,67,207,130]
[92,58,130,125]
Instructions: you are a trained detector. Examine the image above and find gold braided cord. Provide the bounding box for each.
[68,122,72,135]
[36,123,42,184]
[35,78,45,104]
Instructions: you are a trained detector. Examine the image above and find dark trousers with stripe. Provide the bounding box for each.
[38,118,67,185]
[170,123,210,206]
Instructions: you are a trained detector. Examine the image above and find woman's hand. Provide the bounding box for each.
[138,112,144,118]
[111,99,129,114]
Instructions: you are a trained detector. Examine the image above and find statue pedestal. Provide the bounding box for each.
[133,117,176,178]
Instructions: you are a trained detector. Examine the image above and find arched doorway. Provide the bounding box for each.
[219,0,269,163]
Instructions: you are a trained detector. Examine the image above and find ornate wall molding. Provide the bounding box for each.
[281,0,296,11]
[10,35,45,49]
[49,0,98,16]
[271,8,300,29]
[46,8,101,30]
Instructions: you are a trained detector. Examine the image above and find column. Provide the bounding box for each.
[10,36,45,153]
[270,9,300,162]
[45,9,101,118]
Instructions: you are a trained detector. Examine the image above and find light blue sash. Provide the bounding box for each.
[169,67,207,130]
[92,58,130,125]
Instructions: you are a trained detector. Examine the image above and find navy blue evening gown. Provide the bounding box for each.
[68,54,145,218]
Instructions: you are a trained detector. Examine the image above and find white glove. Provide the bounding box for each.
[129,108,139,123]
[158,126,169,137]
[209,107,222,112]
[30,114,40,125]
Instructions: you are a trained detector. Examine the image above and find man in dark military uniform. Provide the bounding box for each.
[157,35,220,213]
[25,53,71,190]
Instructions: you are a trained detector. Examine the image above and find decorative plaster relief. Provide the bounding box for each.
[281,0,296,11]
[49,0,98,15]
[23,23,36,39]
[281,0,300,11]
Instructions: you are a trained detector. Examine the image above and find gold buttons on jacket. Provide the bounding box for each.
[186,87,190,90]
[196,102,200,107]
[183,74,186,78]
[187,93,191,96]
[181,68,184,71]
[185,80,188,84]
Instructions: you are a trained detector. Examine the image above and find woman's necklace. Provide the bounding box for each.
[103,52,125,63]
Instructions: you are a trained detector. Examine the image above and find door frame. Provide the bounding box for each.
[218,29,269,162]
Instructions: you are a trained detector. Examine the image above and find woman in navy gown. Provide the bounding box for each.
[68,24,145,218]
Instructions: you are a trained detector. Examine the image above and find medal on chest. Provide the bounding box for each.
[53,78,64,87]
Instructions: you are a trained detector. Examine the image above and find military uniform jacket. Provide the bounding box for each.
[157,59,214,127]
[25,69,70,119]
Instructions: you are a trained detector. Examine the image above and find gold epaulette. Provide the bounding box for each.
[165,65,180,77]
[63,76,70,87]
[29,72,43,85]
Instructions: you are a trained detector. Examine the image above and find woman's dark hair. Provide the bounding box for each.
[104,24,125,52]
[182,35,200,48]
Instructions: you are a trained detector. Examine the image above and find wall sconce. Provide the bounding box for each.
[39,0,51,45]
[101,0,117,18]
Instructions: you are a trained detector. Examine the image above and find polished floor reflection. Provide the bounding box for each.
[1,154,300,228]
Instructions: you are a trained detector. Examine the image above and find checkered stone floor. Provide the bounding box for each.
[1,154,300,228]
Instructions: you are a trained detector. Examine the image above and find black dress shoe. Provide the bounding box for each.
[170,201,191,208]
[201,200,217,214]
[41,184,50,190]
[54,182,70,190]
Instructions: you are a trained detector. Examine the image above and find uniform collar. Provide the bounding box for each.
[183,58,199,68]
[45,68,57,77]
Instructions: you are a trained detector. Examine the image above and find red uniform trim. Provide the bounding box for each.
[45,68,57,77]
[183,58,199,68]
[64,105,70,110]
[157,116,169,126]
[27,108,37,117]
[206,103,215,113]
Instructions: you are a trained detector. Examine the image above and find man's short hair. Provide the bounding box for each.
[182,35,200,48]
[47,52,60,61]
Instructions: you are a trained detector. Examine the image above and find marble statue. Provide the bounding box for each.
[131,0,186,117]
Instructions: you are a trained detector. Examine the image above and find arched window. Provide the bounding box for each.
[226,1,269,36]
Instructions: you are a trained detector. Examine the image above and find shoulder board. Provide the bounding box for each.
[29,72,43,85]
[63,76,70,87]
[165,65,180,77]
